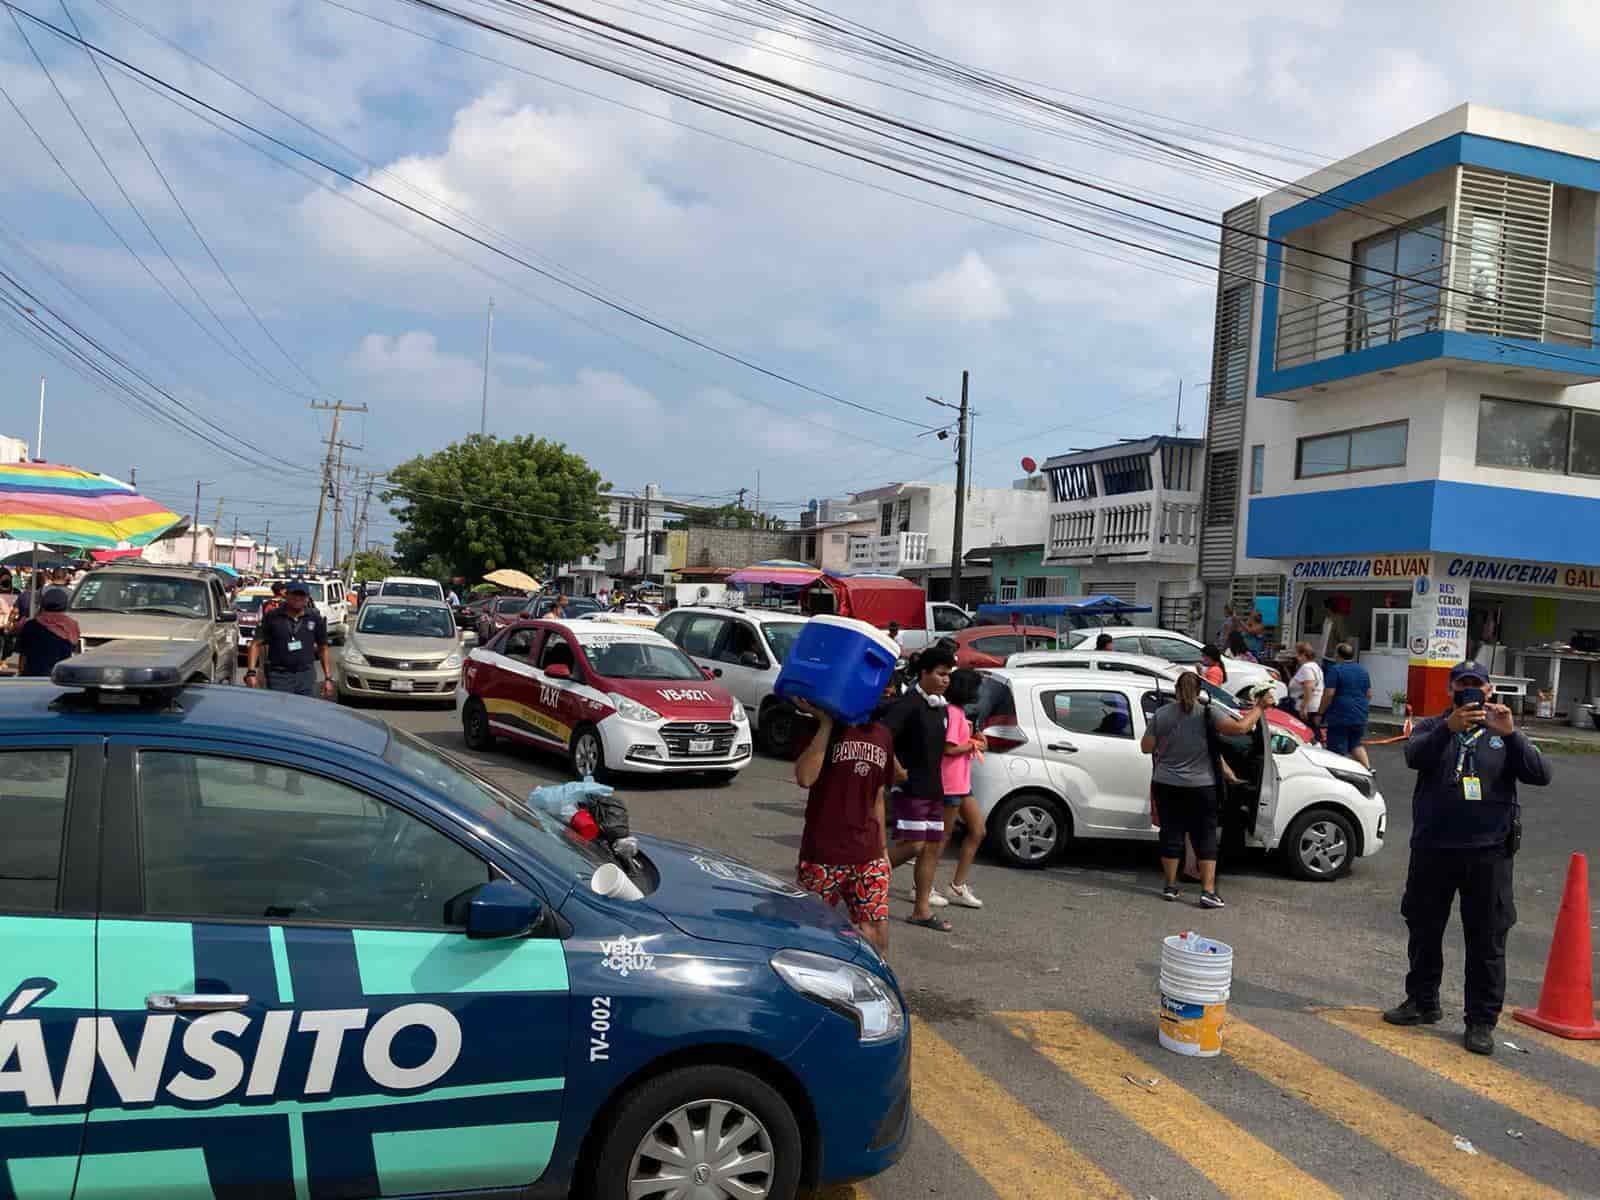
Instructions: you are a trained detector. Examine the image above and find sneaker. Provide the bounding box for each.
[907,885,949,907]
[1382,998,1443,1026]
[947,882,983,908]
[1162,884,1181,902]
[1464,1024,1496,1055]
[1199,891,1226,909]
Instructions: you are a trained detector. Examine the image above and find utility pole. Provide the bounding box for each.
[641,493,652,583]
[263,519,271,574]
[480,298,494,437]
[307,400,368,569]
[36,375,45,460]
[231,516,240,570]
[951,370,969,605]
[190,480,202,563]
[129,465,136,487]
[1174,379,1184,435]
[755,470,761,526]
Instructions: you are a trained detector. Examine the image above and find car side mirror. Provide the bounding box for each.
[446,880,544,939]
[545,662,572,680]
[738,651,765,669]
[219,610,238,624]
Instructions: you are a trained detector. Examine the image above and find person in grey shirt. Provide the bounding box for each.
[1141,671,1269,909]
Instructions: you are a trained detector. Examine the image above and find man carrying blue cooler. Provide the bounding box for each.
[1383,660,1551,1055]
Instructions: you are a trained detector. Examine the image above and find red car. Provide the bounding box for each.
[950,624,1062,669]
[457,618,753,779]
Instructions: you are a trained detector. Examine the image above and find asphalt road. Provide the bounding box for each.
[380,699,1600,1199]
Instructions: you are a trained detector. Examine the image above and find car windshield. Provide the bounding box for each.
[584,638,704,680]
[382,581,441,599]
[234,595,267,613]
[72,573,209,617]
[383,729,610,876]
[358,603,456,638]
[762,621,805,663]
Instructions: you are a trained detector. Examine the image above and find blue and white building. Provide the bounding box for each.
[1199,104,1600,715]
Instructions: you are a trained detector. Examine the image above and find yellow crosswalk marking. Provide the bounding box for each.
[909,1016,1128,1200]
[1226,1015,1562,1199]
[1505,1018,1600,1068]
[1320,1008,1600,1152]
[805,1186,871,1200]
[1000,1011,1339,1200]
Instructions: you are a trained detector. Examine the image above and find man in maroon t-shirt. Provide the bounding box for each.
[793,701,894,955]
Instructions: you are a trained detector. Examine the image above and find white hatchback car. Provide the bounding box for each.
[655,606,810,755]
[1068,626,1286,703]
[969,668,1386,881]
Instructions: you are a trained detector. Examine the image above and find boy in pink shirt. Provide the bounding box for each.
[940,669,987,909]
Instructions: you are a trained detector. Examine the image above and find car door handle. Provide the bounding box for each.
[147,992,250,1013]
[1047,741,1078,753]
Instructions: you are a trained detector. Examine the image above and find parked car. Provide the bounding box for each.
[476,593,534,643]
[459,619,753,780]
[4,640,907,1198]
[69,563,238,682]
[1006,649,1313,753]
[656,606,809,755]
[378,575,446,602]
[230,584,275,664]
[949,624,1060,668]
[1067,625,1286,702]
[968,668,1385,880]
[525,594,604,619]
[334,596,466,704]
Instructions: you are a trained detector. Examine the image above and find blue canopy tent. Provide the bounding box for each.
[975,595,1152,640]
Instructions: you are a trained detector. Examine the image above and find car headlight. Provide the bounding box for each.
[730,703,749,724]
[442,652,463,670]
[1327,767,1374,798]
[610,692,661,722]
[770,949,903,1043]
[343,645,369,666]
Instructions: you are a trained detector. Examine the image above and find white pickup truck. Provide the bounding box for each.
[895,601,975,654]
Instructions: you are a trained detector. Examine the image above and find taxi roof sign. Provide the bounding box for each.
[52,639,212,692]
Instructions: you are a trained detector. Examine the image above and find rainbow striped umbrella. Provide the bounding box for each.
[0,461,184,549]
[726,559,822,587]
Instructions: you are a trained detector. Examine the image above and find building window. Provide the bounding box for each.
[617,502,630,528]
[895,498,911,532]
[1025,577,1049,599]
[1349,210,1445,352]
[1204,450,1238,526]
[1295,421,1407,478]
[651,531,667,556]
[999,578,1020,601]
[633,504,645,530]
[803,535,817,560]
[1047,464,1097,502]
[1100,454,1152,496]
[879,504,893,536]
[1248,444,1265,494]
[1477,396,1600,476]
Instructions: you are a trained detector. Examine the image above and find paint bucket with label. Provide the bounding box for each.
[1157,933,1233,1057]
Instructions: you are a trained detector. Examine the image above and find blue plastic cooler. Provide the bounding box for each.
[774,614,900,724]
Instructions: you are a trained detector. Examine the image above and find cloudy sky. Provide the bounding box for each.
[2,0,1597,555]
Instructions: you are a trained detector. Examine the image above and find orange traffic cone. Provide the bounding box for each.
[1513,852,1600,1039]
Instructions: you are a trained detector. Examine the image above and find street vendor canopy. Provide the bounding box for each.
[726,560,823,587]
[807,571,927,629]
[976,595,1152,622]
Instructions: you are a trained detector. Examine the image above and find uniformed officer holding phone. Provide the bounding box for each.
[1383,660,1551,1055]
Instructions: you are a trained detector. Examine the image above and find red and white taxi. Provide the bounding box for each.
[456,618,753,778]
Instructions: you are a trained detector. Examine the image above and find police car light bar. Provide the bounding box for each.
[52,639,213,691]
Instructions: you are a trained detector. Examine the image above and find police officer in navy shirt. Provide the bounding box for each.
[1383,660,1550,1055]
[244,580,334,699]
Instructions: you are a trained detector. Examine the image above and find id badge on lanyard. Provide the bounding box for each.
[287,617,303,654]
[1456,728,1484,801]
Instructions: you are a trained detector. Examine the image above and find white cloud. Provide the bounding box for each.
[888,251,1013,325]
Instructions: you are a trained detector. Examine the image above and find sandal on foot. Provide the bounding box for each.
[906,914,953,932]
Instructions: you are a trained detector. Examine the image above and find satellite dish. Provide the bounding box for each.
[1021,456,1038,474]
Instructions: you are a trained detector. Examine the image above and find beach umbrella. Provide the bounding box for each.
[484,568,541,592]
[725,559,823,587]
[0,461,184,548]
[0,548,74,568]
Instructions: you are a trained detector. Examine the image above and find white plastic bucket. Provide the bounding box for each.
[591,863,644,901]
[1157,933,1233,1057]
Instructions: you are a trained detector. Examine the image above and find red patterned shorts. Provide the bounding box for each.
[797,858,892,924]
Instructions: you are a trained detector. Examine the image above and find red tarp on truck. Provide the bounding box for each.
[805,574,927,630]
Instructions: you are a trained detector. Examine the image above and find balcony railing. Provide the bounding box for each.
[1047,501,1199,559]
[849,531,928,570]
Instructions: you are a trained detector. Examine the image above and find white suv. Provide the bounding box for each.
[655,606,809,755]
[968,668,1385,881]
[1069,625,1285,702]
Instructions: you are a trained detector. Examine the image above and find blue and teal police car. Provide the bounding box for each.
[0,641,908,1199]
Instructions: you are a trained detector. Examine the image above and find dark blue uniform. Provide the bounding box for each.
[255,605,327,694]
[1401,712,1551,1026]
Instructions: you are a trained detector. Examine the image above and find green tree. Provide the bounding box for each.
[384,435,615,579]
[342,547,395,585]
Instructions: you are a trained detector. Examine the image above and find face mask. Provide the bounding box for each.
[1455,686,1486,708]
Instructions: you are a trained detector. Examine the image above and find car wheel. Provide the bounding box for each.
[590,1065,803,1200]
[758,701,799,758]
[1282,807,1356,881]
[461,698,496,751]
[987,791,1068,869]
[570,724,607,781]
